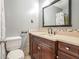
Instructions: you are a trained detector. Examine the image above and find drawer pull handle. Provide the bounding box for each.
[65,47,70,50]
[38,47,41,50]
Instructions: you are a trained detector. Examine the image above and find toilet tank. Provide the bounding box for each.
[6,36,22,51]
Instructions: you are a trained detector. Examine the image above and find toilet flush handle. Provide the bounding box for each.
[21,31,27,34]
[0,40,7,44]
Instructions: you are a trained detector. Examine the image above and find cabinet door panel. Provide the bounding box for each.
[32,40,39,59]
[58,51,78,59]
[29,34,32,55]
[39,44,55,59]
[29,34,56,59]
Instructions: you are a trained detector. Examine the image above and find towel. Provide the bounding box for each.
[56,12,65,25]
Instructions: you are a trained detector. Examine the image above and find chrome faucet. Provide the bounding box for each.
[48,27,56,35]
[53,31,56,35]
[48,27,52,34]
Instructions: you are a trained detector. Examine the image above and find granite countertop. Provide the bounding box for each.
[30,31,79,46]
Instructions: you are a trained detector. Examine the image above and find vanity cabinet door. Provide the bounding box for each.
[58,51,78,59]
[39,44,55,59]
[29,34,56,59]
[32,39,39,59]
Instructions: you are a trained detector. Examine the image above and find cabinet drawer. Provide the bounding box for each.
[58,42,79,57]
[32,35,56,49]
[39,37,56,49]
[31,35,40,42]
[58,51,78,59]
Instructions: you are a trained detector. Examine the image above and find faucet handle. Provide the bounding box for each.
[53,31,56,35]
[48,27,52,34]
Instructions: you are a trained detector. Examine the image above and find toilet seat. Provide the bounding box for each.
[7,49,24,59]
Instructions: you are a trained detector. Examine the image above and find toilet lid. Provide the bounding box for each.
[7,49,24,59]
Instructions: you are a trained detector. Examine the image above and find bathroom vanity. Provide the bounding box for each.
[29,32,79,59]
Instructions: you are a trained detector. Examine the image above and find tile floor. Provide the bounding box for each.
[25,55,31,59]
[24,48,31,59]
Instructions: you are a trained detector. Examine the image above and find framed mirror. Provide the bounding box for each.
[42,0,72,27]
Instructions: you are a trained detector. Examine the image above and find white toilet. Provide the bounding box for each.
[6,36,24,59]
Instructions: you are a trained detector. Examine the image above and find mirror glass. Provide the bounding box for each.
[43,0,71,27]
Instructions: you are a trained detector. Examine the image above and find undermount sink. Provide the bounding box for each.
[31,32,55,38]
[36,32,54,36]
[39,33,54,37]
[36,32,48,35]
[39,33,48,35]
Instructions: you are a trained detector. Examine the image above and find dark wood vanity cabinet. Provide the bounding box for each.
[58,42,79,59]
[29,34,57,59]
[29,34,79,59]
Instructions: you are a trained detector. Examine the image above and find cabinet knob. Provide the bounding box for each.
[65,47,70,50]
[38,46,41,50]
[56,56,59,59]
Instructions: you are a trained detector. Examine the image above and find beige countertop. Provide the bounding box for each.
[30,31,79,46]
[30,32,56,41]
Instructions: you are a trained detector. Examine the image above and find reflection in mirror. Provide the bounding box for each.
[43,0,71,27]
